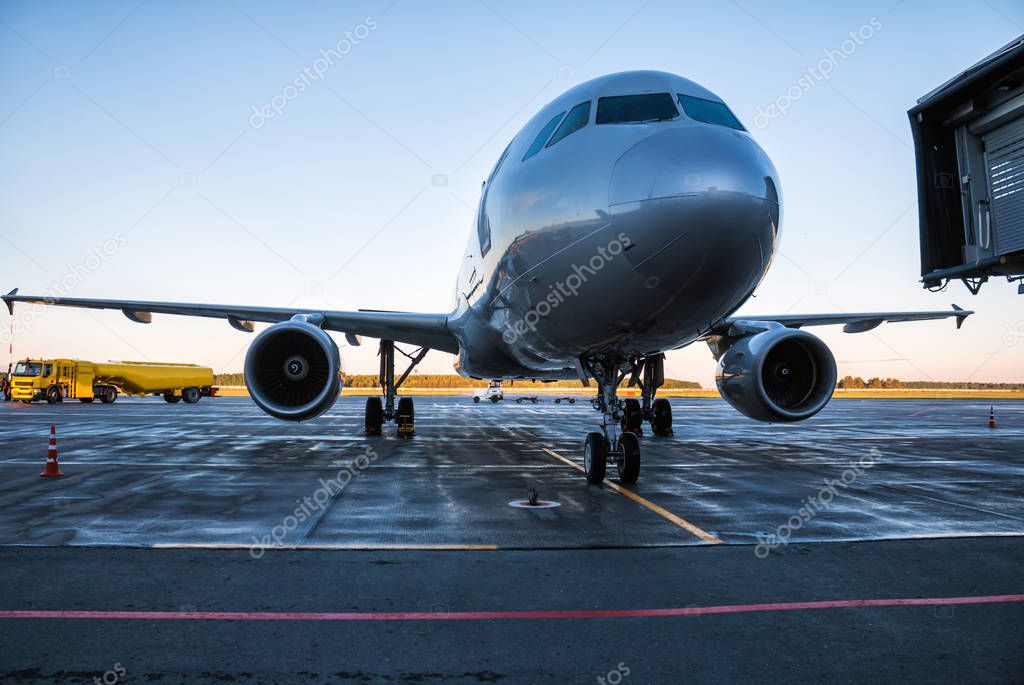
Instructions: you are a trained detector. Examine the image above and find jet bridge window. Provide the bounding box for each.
[677,94,745,131]
[546,101,591,147]
[596,93,678,124]
[522,110,566,161]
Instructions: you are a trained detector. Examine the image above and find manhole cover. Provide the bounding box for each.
[508,500,560,509]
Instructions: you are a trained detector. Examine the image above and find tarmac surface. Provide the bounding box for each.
[0,395,1022,683]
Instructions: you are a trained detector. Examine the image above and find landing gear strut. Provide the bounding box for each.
[365,340,428,438]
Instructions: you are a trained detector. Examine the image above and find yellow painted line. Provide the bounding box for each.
[542,447,723,544]
[152,543,499,551]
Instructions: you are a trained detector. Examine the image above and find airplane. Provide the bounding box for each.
[4,70,973,485]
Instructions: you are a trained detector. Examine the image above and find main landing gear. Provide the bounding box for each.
[627,353,673,437]
[580,354,673,485]
[364,339,428,439]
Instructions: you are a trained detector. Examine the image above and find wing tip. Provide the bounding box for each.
[3,288,17,315]
[953,304,973,329]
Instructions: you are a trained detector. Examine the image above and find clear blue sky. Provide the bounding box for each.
[2,0,1022,385]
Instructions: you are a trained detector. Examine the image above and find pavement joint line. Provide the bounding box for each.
[151,543,500,551]
[2,593,1021,622]
[541,447,723,544]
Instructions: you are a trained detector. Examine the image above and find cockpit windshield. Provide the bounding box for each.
[13,362,42,377]
[596,93,678,124]
[677,94,746,131]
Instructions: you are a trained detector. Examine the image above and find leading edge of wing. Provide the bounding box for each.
[716,305,974,335]
[2,289,458,354]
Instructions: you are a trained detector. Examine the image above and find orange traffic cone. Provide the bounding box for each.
[40,425,63,478]
[988,406,997,429]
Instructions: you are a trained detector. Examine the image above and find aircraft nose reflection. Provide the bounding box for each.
[606,124,779,317]
[609,124,778,207]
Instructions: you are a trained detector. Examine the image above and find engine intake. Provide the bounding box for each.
[244,320,342,421]
[715,327,836,422]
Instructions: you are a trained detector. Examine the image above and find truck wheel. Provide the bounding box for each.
[163,394,181,404]
[182,387,201,404]
[46,386,62,404]
[79,398,94,404]
[100,387,117,404]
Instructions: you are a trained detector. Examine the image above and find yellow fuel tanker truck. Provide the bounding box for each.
[10,359,215,405]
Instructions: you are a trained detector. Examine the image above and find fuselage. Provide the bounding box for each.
[448,71,782,380]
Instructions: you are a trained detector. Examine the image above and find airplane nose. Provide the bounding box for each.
[605,124,781,327]
[609,124,779,207]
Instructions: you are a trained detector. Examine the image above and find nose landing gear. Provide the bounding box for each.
[579,353,674,485]
[582,358,642,485]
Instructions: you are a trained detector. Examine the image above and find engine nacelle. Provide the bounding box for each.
[715,327,837,422]
[244,320,342,421]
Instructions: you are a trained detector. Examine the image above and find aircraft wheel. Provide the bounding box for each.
[617,432,641,484]
[651,398,673,436]
[182,387,201,404]
[583,432,608,484]
[473,396,480,403]
[397,397,415,437]
[621,399,642,435]
[46,387,62,404]
[364,397,383,435]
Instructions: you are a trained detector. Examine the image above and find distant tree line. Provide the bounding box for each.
[214,372,701,389]
[837,376,1024,390]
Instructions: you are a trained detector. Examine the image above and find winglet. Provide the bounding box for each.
[952,304,971,330]
[3,288,17,316]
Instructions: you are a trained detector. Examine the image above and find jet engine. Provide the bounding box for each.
[244,319,342,421]
[715,327,837,423]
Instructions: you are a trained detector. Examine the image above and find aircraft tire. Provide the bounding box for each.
[617,432,641,484]
[584,432,608,484]
[621,399,642,435]
[365,397,383,435]
[651,398,673,436]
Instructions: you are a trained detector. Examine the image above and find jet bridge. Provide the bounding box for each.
[910,36,1024,294]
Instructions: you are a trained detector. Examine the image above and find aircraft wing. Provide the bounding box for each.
[2,289,458,353]
[714,305,973,335]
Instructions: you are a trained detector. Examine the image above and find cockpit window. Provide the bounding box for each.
[522,111,566,161]
[13,362,42,377]
[546,101,590,148]
[596,93,678,124]
[677,94,745,131]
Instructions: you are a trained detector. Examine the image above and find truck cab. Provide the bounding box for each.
[10,358,95,404]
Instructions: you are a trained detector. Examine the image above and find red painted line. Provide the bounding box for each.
[1,594,1022,622]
